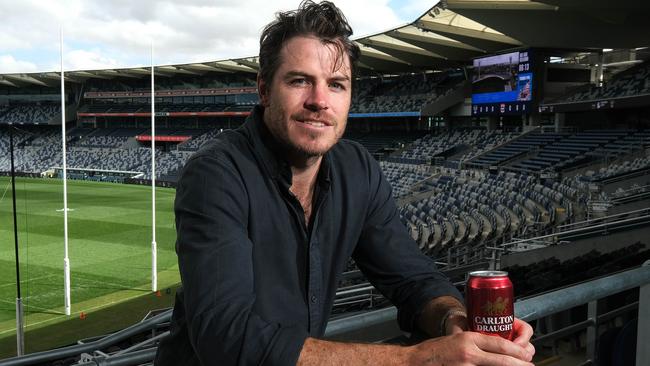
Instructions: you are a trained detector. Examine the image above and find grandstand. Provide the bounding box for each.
[1,1,650,365]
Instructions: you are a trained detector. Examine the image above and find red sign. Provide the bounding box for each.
[84,86,258,98]
[136,135,191,142]
[77,111,250,117]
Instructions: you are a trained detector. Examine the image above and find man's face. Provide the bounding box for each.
[258,35,352,158]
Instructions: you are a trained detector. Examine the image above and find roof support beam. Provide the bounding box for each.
[214,61,258,74]
[5,74,51,87]
[124,68,152,76]
[70,71,112,80]
[157,66,202,76]
[234,59,260,71]
[360,35,447,59]
[417,18,522,46]
[357,44,411,65]
[389,27,485,52]
[0,78,18,87]
[445,1,558,11]
[114,71,147,79]
[181,63,233,73]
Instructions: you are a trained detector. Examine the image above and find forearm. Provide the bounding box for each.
[416,295,467,337]
[297,337,414,366]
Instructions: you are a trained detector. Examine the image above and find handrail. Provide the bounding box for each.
[2,265,648,365]
[323,264,650,335]
[499,213,650,248]
[515,265,649,321]
[556,207,650,231]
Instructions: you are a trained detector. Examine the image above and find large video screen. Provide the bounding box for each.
[471,50,533,115]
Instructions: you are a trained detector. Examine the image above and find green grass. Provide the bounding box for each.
[0,177,180,356]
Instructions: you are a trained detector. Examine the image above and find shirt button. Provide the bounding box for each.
[311,295,318,304]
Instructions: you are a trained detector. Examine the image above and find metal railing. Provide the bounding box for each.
[491,207,650,253]
[326,263,650,365]
[1,264,648,366]
[0,310,172,366]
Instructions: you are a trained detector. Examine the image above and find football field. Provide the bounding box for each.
[0,177,179,337]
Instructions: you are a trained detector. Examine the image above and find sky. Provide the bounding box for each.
[0,0,436,74]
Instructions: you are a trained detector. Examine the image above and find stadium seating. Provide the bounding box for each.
[345,130,425,157]
[178,129,222,151]
[555,60,650,103]
[0,103,60,124]
[468,129,650,174]
[350,72,465,113]
[397,169,574,256]
[566,155,650,189]
[394,129,519,165]
[379,161,433,198]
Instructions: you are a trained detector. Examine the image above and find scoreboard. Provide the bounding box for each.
[471,50,534,115]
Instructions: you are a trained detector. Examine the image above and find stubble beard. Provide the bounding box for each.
[266,108,344,159]
[282,127,341,159]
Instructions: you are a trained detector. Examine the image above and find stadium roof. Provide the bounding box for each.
[1,0,648,88]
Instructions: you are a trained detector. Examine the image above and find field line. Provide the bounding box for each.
[0,298,62,315]
[0,179,10,203]
[0,274,55,289]
[74,276,147,292]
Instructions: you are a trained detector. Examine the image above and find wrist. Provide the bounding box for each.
[405,343,429,366]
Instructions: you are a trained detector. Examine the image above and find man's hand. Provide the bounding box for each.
[296,318,535,366]
[438,316,535,365]
[408,331,534,366]
[511,318,535,358]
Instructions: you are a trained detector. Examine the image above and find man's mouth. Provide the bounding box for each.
[297,119,332,127]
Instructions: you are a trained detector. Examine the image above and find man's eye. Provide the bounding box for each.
[330,82,345,90]
[290,79,308,86]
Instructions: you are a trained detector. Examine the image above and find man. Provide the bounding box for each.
[155,1,535,365]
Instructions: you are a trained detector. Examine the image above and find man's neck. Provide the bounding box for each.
[289,155,322,225]
[290,155,321,196]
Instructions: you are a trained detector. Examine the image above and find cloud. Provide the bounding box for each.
[63,49,121,71]
[0,55,39,74]
[0,0,416,73]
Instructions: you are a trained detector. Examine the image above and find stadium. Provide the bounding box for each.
[1,0,649,364]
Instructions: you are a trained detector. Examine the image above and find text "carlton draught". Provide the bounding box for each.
[466,271,514,340]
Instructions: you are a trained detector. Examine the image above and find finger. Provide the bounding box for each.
[473,332,531,361]
[512,318,534,346]
[448,324,464,335]
[446,315,468,335]
[510,342,535,362]
[524,342,536,360]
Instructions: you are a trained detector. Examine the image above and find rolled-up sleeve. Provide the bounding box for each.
[352,155,463,333]
[175,153,308,366]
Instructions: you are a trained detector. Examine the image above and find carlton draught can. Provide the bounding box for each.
[466,271,514,340]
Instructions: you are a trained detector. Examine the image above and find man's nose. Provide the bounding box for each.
[304,83,329,111]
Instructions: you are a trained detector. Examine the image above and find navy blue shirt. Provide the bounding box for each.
[155,105,462,366]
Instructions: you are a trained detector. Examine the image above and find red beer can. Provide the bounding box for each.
[466,270,514,340]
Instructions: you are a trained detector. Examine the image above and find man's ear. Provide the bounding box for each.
[257,74,269,107]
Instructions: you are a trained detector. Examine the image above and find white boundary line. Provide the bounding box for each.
[0,275,54,289]
[0,298,59,314]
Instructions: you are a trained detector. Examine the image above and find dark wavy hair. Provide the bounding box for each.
[258,0,360,84]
